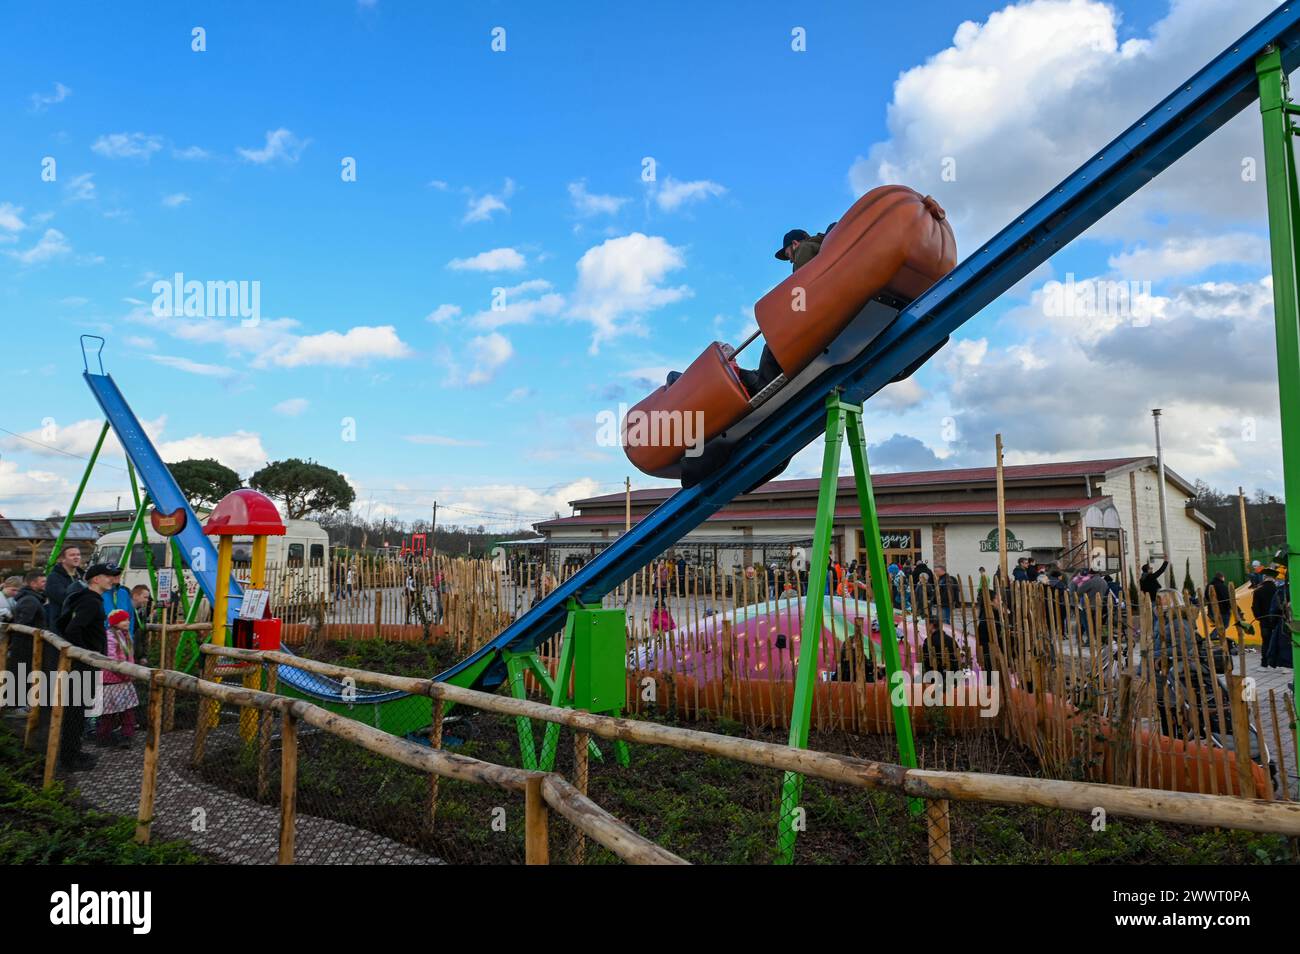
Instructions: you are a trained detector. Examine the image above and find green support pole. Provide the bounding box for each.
[45,420,110,572]
[845,405,922,814]
[776,395,846,864]
[777,392,921,864]
[124,460,160,601]
[503,649,541,770]
[1256,46,1300,767]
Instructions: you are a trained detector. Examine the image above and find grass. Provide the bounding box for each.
[0,719,208,865]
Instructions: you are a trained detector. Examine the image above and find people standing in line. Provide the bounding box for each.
[1012,557,1035,583]
[102,568,135,648]
[96,609,140,748]
[1073,570,1110,639]
[6,570,47,713]
[1261,568,1293,669]
[932,565,960,625]
[1251,567,1279,651]
[1248,560,1264,588]
[0,576,21,622]
[45,544,85,630]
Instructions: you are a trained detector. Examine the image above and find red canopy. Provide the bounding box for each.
[204,489,287,536]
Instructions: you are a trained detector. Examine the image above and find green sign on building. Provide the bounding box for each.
[979,528,1025,553]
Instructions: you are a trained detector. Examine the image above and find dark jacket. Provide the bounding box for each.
[11,586,46,628]
[1207,577,1233,624]
[60,587,107,654]
[1251,578,1278,622]
[44,564,83,629]
[1139,561,1169,601]
[911,561,932,583]
[933,573,961,610]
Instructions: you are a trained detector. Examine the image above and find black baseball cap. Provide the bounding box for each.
[775,229,810,260]
[84,563,120,582]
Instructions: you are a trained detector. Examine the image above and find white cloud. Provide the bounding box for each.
[237,128,310,164]
[173,145,210,160]
[849,0,1280,250]
[162,193,191,208]
[568,233,691,352]
[147,355,237,378]
[159,431,268,474]
[30,82,71,112]
[465,332,513,384]
[654,177,726,212]
[126,305,412,370]
[6,228,71,266]
[269,325,411,368]
[273,398,310,417]
[125,335,155,349]
[448,247,526,271]
[427,179,450,191]
[0,202,26,235]
[92,132,163,160]
[463,178,515,223]
[466,280,565,331]
[64,173,95,202]
[569,180,629,216]
[1107,234,1269,282]
[426,304,461,324]
[871,378,928,413]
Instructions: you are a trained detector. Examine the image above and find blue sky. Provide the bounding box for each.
[0,0,1290,529]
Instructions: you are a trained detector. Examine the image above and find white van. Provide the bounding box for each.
[92,519,330,606]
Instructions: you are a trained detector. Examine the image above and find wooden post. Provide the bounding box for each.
[1223,671,1256,797]
[258,661,278,801]
[720,618,735,721]
[1238,487,1251,579]
[427,701,444,833]
[136,672,165,843]
[24,633,44,750]
[192,653,218,767]
[374,589,383,640]
[42,647,72,788]
[926,799,952,864]
[571,729,590,865]
[279,711,298,864]
[525,774,549,865]
[995,434,1009,584]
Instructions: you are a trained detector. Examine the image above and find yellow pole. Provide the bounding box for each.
[213,536,233,646]
[251,536,268,589]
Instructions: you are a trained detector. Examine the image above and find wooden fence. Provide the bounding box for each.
[0,622,685,865]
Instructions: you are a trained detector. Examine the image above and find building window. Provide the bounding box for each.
[287,543,304,568]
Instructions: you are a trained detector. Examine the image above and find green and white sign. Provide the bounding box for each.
[979,528,1025,552]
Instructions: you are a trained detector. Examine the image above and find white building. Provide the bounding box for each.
[534,457,1213,588]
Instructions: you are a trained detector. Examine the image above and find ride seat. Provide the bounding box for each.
[622,341,752,476]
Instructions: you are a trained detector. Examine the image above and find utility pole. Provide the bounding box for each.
[1238,486,1251,580]
[1152,409,1173,585]
[995,434,1009,584]
[431,501,438,558]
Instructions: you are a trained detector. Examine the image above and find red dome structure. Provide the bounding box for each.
[204,489,287,536]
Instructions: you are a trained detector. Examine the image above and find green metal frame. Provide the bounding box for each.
[504,599,627,771]
[1255,46,1300,768]
[776,391,919,865]
[44,420,110,573]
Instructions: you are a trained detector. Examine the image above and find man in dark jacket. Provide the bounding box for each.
[1251,568,1279,645]
[48,563,115,770]
[1206,571,1234,629]
[1139,557,1169,609]
[44,545,85,630]
[5,570,46,709]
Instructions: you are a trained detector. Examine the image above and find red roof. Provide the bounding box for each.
[571,456,1157,508]
[535,496,1107,530]
[204,489,286,536]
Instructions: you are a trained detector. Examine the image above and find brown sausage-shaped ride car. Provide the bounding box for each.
[621,185,957,483]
